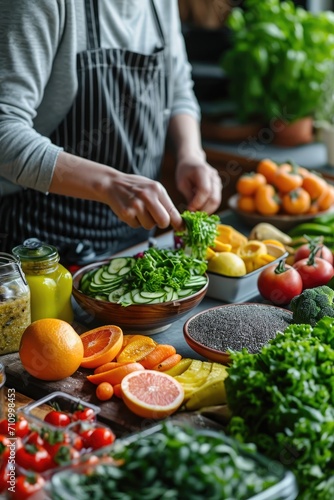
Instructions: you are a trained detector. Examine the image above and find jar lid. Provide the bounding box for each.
[12,238,59,262]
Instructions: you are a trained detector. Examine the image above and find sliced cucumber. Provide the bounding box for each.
[131,292,154,304]
[118,266,132,276]
[107,257,129,274]
[140,291,166,300]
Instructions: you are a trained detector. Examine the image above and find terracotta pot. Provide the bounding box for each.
[271,116,314,147]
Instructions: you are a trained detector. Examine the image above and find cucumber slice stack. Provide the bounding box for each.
[79,256,207,305]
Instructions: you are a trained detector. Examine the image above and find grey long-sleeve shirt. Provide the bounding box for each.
[0,0,200,195]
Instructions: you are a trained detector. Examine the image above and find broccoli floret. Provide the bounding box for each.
[290,285,334,326]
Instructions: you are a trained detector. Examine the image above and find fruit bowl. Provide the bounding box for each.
[228,193,334,231]
[184,303,293,364]
[72,259,208,335]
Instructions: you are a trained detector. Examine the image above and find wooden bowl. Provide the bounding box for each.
[72,261,208,335]
[228,193,333,231]
[183,303,293,364]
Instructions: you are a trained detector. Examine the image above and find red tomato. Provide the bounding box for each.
[10,473,45,500]
[0,435,11,465]
[50,444,80,467]
[15,444,52,473]
[0,416,30,438]
[0,465,9,494]
[42,430,71,456]
[79,428,94,449]
[25,431,44,448]
[87,427,116,450]
[293,257,334,289]
[294,243,334,265]
[72,407,95,422]
[44,411,71,428]
[257,260,303,305]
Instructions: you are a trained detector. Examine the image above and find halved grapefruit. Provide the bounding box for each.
[121,370,184,419]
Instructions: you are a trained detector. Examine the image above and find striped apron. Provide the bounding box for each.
[1,0,171,257]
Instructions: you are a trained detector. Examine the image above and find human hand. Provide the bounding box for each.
[175,156,222,213]
[105,171,184,232]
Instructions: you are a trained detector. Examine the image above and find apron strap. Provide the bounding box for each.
[84,0,165,50]
[150,0,166,48]
[84,0,101,50]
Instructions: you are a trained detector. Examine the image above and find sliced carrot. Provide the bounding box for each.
[87,362,145,386]
[139,344,176,370]
[152,353,182,372]
[94,361,132,374]
[113,384,123,399]
[116,336,157,363]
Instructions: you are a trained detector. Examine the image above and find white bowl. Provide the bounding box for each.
[206,247,288,303]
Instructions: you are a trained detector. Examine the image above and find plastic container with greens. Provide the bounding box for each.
[46,421,298,500]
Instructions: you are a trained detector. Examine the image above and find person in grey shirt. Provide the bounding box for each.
[0,0,222,258]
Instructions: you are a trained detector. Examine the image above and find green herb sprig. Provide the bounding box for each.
[125,247,207,293]
[176,211,220,260]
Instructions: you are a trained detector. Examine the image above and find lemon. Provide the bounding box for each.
[207,252,247,277]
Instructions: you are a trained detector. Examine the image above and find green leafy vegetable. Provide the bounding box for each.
[126,247,206,292]
[50,422,286,499]
[290,285,334,326]
[176,210,220,260]
[225,318,334,499]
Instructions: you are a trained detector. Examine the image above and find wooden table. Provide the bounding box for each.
[1,210,247,436]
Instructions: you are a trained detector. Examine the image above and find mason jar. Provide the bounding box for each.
[0,253,31,354]
[12,239,74,324]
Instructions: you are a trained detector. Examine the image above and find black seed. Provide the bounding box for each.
[187,304,292,354]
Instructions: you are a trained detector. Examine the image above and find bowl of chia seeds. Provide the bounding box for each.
[184,303,293,364]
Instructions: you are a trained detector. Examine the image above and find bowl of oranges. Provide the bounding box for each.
[228,158,334,231]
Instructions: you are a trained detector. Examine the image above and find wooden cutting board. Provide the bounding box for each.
[1,351,226,437]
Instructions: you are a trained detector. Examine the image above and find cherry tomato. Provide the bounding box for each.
[0,416,30,438]
[78,428,94,449]
[0,465,9,494]
[0,435,11,465]
[87,427,116,450]
[10,473,45,500]
[42,430,71,456]
[72,407,95,422]
[257,260,303,305]
[15,444,52,473]
[44,410,71,428]
[293,256,334,289]
[50,443,80,467]
[294,243,333,265]
[25,431,44,448]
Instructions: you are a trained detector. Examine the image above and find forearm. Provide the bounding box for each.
[167,114,206,162]
[49,151,113,203]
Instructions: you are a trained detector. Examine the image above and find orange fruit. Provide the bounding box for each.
[96,382,114,401]
[116,336,157,363]
[87,362,145,385]
[80,325,123,369]
[19,319,84,381]
[121,370,184,419]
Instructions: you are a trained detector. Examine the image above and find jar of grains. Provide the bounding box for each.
[12,239,74,324]
[0,253,31,354]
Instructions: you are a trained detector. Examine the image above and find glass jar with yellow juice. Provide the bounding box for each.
[12,239,73,323]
